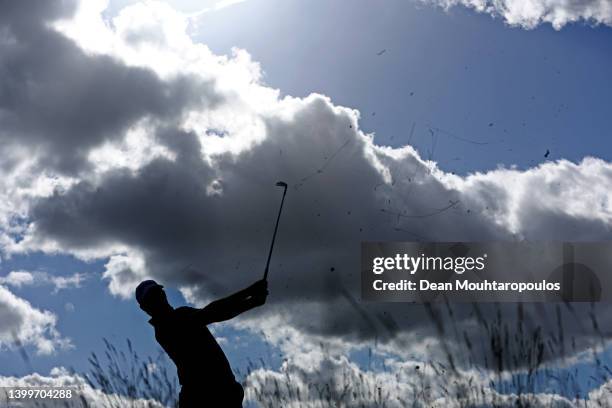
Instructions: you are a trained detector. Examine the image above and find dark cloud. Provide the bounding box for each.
[26,93,612,367]
[0,0,76,31]
[29,97,506,291]
[0,0,222,174]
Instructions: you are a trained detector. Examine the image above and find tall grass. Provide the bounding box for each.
[76,303,612,407]
[84,338,179,407]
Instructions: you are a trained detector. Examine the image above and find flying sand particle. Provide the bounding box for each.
[295,138,352,189]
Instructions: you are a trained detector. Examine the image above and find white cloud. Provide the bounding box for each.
[0,367,165,408]
[49,273,86,293]
[102,251,148,298]
[241,323,611,406]
[0,271,35,288]
[0,271,86,293]
[244,346,584,407]
[0,285,70,355]
[588,378,612,406]
[421,0,612,29]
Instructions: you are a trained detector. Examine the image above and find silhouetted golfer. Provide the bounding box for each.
[135,279,268,407]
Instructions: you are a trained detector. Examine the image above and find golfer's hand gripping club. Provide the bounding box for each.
[247,279,269,306]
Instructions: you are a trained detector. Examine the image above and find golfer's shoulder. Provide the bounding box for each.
[173,306,198,318]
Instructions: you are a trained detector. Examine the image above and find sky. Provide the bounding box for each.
[191,0,612,174]
[0,0,612,406]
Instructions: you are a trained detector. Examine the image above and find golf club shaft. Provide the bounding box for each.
[263,187,287,280]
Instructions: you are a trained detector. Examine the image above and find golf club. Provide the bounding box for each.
[263,181,288,280]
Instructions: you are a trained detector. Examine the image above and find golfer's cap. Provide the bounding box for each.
[135,280,163,304]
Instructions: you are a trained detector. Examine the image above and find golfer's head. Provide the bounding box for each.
[135,280,169,316]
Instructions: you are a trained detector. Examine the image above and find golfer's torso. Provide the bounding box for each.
[152,307,235,387]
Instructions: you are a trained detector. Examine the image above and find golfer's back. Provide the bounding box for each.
[149,306,243,406]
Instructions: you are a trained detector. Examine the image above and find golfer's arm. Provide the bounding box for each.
[198,289,259,324]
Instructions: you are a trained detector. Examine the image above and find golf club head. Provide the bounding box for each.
[276,181,288,189]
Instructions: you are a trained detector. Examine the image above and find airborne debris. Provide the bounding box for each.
[393,227,427,241]
[295,138,352,189]
[381,200,460,219]
[376,49,386,56]
[427,124,492,145]
[339,288,379,338]
[427,128,438,162]
[407,122,416,145]
[373,182,385,191]
[544,149,550,158]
